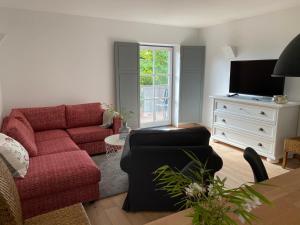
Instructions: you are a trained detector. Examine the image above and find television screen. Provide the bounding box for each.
[229,60,285,97]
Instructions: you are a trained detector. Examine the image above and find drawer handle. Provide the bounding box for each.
[260,111,265,115]
[258,143,263,147]
[222,132,225,136]
[222,119,226,123]
[259,128,264,132]
[223,105,227,109]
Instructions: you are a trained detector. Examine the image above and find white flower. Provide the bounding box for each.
[184,182,206,198]
[243,202,252,212]
[242,196,262,212]
[237,214,246,224]
[250,196,262,207]
[207,184,217,196]
[236,195,263,224]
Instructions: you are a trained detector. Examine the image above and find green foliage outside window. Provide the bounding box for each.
[140,49,170,85]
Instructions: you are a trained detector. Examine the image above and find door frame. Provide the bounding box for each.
[139,45,174,128]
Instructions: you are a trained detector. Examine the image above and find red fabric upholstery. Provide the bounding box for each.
[5,117,38,157]
[18,105,67,131]
[2,103,109,218]
[35,129,69,142]
[36,137,80,156]
[78,141,105,155]
[67,126,113,144]
[113,116,122,134]
[10,109,34,134]
[1,116,10,132]
[15,151,100,201]
[66,103,104,128]
[21,184,99,219]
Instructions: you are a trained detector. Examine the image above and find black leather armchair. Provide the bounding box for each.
[120,127,223,212]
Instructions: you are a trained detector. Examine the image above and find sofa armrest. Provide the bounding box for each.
[112,116,122,134]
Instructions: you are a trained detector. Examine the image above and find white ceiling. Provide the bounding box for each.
[1,0,300,28]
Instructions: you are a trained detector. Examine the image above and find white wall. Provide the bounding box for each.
[199,6,300,127]
[0,81,3,122]
[0,8,199,116]
[2,6,300,127]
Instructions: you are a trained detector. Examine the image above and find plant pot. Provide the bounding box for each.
[119,121,130,140]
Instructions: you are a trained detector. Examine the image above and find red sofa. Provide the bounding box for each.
[2,103,121,219]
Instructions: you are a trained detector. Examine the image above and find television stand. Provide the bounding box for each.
[210,95,300,163]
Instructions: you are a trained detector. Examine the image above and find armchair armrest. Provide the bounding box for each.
[112,116,122,134]
[120,136,131,172]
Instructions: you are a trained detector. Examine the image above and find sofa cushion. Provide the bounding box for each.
[5,117,38,157]
[10,110,34,134]
[0,133,29,178]
[35,130,69,142]
[18,105,67,131]
[67,126,113,144]
[15,150,101,201]
[36,137,80,156]
[66,103,104,128]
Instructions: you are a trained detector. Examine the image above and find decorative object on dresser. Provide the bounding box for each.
[211,95,300,163]
[273,95,288,104]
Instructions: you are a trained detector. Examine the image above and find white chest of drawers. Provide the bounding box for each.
[211,96,300,163]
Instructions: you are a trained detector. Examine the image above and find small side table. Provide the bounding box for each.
[282,137,300,168]
[104,134,125,159]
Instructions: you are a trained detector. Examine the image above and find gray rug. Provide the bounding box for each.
[92,151,128,199]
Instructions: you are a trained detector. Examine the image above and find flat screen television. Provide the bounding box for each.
[229,60,285,97]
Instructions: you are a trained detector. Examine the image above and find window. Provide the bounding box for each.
[139,45,173,127]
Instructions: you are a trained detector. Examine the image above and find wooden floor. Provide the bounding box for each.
[85,140,300,225]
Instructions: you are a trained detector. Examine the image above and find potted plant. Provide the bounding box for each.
[104,104,134,139]
[154,151,271,225]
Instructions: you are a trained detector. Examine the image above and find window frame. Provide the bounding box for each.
[139,45,174,128]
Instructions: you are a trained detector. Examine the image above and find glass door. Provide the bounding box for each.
[139,45,173,128]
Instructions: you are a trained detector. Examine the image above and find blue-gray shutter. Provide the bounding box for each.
[179,46,205,124]
[114,42,139,129]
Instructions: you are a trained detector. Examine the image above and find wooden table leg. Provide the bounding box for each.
[282,151,288,168]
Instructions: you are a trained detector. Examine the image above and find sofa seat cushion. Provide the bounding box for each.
[18,105,67,131]
[36,137,80,156]
[66,103,104,128]
[67,126,113,144]
[5,117,38,157]
[35,130,69,142]
[15,151,101,201]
